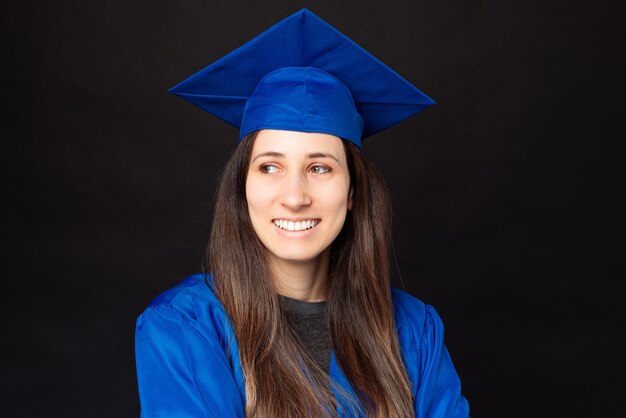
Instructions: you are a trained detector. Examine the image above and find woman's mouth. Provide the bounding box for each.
[272,219,320,231]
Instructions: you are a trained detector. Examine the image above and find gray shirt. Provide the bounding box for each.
[280,295,332,376]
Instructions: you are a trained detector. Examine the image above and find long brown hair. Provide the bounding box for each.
[205,131,414,417]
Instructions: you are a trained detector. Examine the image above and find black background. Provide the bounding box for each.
[3,0,624,417]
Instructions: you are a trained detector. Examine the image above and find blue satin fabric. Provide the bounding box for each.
[240,67,365,147]
[135,274,470,417]
[168,9,435,149]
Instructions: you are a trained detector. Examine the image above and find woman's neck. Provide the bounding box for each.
[269,249,330,302]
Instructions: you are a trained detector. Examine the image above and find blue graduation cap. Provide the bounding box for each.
[169,8,435,149]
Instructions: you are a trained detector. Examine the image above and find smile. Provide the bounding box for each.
[272,219,320,231]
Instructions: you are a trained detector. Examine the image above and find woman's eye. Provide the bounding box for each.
[310,165,330,174]
[260,164,280,174]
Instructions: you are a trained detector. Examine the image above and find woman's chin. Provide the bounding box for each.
[265,247,330,267]
[270,253,321,265]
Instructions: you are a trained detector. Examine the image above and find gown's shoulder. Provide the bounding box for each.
[390,288,470,418]
[139,273,231,338]
[135,274,247,416]
[391,288,427,316]
[391,287,430,342]
[148,273,218,307]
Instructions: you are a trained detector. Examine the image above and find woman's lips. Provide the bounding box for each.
[272,219,320,232]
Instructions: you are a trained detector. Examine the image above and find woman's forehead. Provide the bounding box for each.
[252,130,346,157]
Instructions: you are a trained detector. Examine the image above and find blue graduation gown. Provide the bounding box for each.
[135,274,470,417]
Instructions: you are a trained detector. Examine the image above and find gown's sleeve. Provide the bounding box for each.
[135,304,245,418]
[414,305,470,418]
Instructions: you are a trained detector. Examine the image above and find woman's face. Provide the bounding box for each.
[246,129,352,268]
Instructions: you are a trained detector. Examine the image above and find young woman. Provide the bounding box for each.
[135,9,470,418]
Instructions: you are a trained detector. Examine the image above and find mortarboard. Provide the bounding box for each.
[169,8,435,149]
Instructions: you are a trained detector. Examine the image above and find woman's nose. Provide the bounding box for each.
[279,173,311,210]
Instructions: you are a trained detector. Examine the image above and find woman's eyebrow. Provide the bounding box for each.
[251,151,284,163]
[251,151,339,163]
[306,152,339,163]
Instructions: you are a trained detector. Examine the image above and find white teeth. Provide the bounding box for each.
[273,219,319,231]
